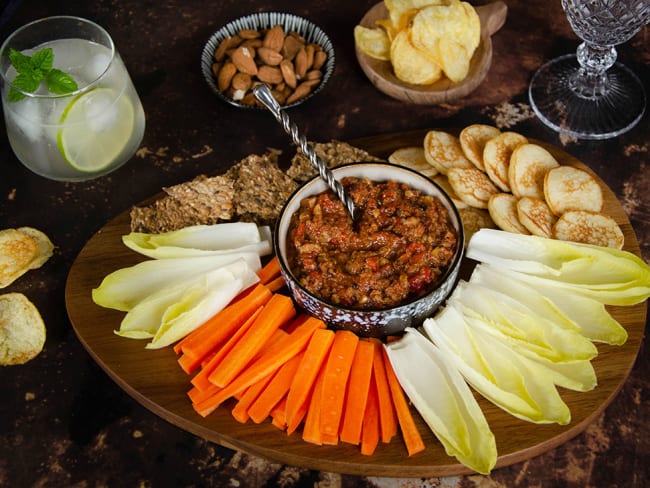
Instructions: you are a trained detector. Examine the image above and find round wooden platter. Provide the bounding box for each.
[65,129,647,477]
[355,1,508,104]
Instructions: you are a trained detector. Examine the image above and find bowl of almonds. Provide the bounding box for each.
[201,12,335,109]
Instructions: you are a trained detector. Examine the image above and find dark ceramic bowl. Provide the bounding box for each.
[201,12,335,109]
[274,162,464,337]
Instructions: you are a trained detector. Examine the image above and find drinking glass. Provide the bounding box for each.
[528,0,650,140]
[0,16,145,181]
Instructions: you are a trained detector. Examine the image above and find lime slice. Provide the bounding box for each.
[57,87,135,172]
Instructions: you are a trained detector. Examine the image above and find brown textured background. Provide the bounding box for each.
[0,1,648,486]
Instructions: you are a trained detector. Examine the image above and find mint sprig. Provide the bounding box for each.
[8,47,78,102]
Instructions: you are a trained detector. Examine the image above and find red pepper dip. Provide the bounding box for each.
[287,177,458,309]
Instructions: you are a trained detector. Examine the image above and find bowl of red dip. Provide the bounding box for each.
[274,162,464,337]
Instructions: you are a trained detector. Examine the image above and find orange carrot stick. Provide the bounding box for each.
[302,363,327,446]
[209,293,296,388]
[360,375,380,456]
[257,256,281,285]
[231,375,274,424]
[382,347,425,456]
[285,327,335,435]
[371,338,398,443]
[197,316,324,411]
[265,275,286,292]
[175,283,273,365]
[190,306,263,391]
[248,352,304,424]
[319,330,359,441]
[271,396,288,430]
[339,339,375,445]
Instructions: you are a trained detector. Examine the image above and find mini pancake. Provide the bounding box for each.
[483,131,528,192]
[447,166,500,209]
[508,143,560,199]
[460,207,495,244]
[487,193,529,234]
[433,174,468,209]
[553,210,624,249]
[389,146,438,177]
[459,124,501,171]
[544,165,604,216]
[424,130,474,175]
[516,196,557,238]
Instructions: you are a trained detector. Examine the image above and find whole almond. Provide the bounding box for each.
[214,35,241,62]
[217,62,237,91]
[241,38,263,49]
[238,29,261,39]
[231,46,258,76]
[257,47,283,66]
[263,25,285,51]
[294,47,308,79]
[211,62,221,78]
[231,72,252,92]
[280,59,297,89]
[304,44,315,70]
[305,69,322,81]
[286,81,312,105]
[312,50,327,70]
[281,35,304,60]
[257,65,283,84]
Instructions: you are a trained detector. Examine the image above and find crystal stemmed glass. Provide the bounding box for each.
[529,0,650,140]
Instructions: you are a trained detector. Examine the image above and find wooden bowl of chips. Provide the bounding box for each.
[355,1,507,104]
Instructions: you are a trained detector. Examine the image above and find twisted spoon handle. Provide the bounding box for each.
[253,84,357,221]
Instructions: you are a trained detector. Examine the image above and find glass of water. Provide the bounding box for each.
[0,16,145,181]
[528,1,650,140]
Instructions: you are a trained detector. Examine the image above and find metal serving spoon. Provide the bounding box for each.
[253,84,357,221]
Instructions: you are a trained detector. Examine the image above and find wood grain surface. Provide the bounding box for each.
[355,2,508,104]
[65,130,647,477]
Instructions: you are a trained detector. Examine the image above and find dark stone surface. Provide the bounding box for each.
[0,1,648,486]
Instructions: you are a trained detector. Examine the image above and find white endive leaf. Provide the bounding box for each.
[385,327,497,475]
[466,228,650,305]
[114,259,259,348]
[122,223,272,259]
[488,267,628,345]
[92,252,261,311]
[423,308,543,423]
[450,280,597,362]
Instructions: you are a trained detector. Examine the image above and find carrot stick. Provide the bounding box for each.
[175,283,273,365]
[248,352,304,424]
[382,347,425,456]
[190,306,263,391]
[319,330,359,441]
[360,375,380,456]
[302,363,327,446]
[257,256,281,285]
[371,338,398,443]
[231,375,274,424]
[285,328,335,435]
[266,275,286,292]
[209,293,296,388]
[271,397,288,430]
[198,316,324,411]
[339,339,375,445]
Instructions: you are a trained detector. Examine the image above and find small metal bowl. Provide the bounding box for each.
[274,162,464,337]
[201,12,335,109]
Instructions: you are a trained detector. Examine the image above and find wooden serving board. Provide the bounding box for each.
[65,130,647,477]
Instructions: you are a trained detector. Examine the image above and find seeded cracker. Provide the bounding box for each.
[228,151,298,225]
[287,140,384,182]
[130,174,235,233]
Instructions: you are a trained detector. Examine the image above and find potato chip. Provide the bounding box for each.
[390,29,442,85]
[354,26,391,61]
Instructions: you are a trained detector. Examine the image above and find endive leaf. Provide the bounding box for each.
[115,259,258,347]
[92,252,261,311]
[385,327,497,475]
[423,308,543,422]
[466,229,650,305]
[450,281,598,362]
[478,265,627,345]
[122,223,272,259]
